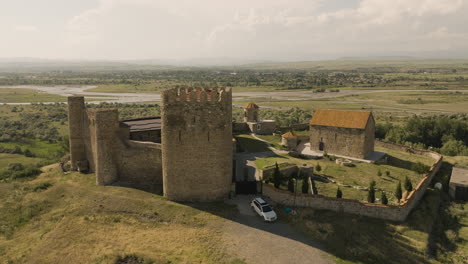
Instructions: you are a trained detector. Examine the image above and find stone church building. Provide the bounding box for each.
[309,109,375,159]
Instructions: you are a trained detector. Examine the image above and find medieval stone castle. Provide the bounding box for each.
[68,88,232,201]
[68,87,375,202]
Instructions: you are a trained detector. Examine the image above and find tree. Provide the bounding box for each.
[336,187,343,198]
[395,181,403,201]
[404,176,413,192]
[301,177,309,194]
[367,181,376,203]
[315,163,322,174]
[272,162,282,188]
[288,178,295,193]
[381,192,388,205]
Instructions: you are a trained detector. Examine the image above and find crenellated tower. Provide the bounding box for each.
[68,96,86,170]
[161,88,233,201]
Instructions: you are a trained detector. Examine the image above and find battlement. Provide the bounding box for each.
[162,87,231,105]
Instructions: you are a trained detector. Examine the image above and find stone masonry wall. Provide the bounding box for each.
[310,125,367,158]
[161,88,233,201]
[67,97,163,191]
[263,142,443,222]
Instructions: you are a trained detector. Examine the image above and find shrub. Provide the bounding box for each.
[33,182,52,192]
[336,187,343,198]
[412,162,430,175]
[377,169,382,177]
[381,192,388,205]
[395,181,403,201]
[12,167,42,179]
[24,149,35,157]
[315,163,322,173]
[8,163,25,171]
[385,170,390,177]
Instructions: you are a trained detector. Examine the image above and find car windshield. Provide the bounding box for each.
[262,206,272,212]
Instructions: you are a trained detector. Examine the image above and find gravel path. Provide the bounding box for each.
[223,195,334,264]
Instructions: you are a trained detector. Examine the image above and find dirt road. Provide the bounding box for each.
[223,195,334,264]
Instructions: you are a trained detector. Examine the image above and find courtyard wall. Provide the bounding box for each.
[263,141,443,222]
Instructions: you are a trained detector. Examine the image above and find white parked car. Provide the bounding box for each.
[250,197,277,222]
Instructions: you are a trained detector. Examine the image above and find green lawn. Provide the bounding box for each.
[256,145,436,205]
[0,88,65,103]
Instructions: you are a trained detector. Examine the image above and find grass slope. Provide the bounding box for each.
[0,165,244,264]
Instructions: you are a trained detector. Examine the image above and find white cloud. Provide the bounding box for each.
[4,0,467,60]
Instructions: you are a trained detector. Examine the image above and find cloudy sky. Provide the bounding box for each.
[1,0,467,61]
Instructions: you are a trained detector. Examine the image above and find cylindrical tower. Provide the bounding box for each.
[244,102,259,122]
[161,88,233,201]
[68,96,86,170]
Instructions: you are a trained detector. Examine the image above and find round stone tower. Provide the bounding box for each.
[161,88,233,201]
[244,102,259,122]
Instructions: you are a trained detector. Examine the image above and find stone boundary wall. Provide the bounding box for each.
[263,141,443,221]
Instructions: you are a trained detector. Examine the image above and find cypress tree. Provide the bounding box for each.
[336,187,343,198]
[395,181,403,201]
[367,181,376,203]
[288,178,295,193]
[301,177,309,194]
[381,191,388,205]
[273,162,282,188]
[404,176,413,192]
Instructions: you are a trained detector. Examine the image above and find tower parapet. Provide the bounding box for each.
[161,88,233,201]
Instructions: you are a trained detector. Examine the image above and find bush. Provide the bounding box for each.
[315,163,322,173]
[24,149,35,157]
[33,182,52,192]
[404,176,413,192]
[336,187,343,198]
[12,167,42,179]
[412,162,430,175]
[385,170,390,177]
[377,169,382,177]
[8,163,25,171]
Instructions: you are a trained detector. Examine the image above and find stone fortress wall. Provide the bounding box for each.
[68,96,163,193]
[263,140,443,222]
[161,88,233,201]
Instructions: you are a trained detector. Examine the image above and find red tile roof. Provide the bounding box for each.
[245,102,259,109]
[310,109,372,129]
[281,131,297,138]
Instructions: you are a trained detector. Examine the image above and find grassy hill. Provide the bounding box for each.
[0,165,243,264]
